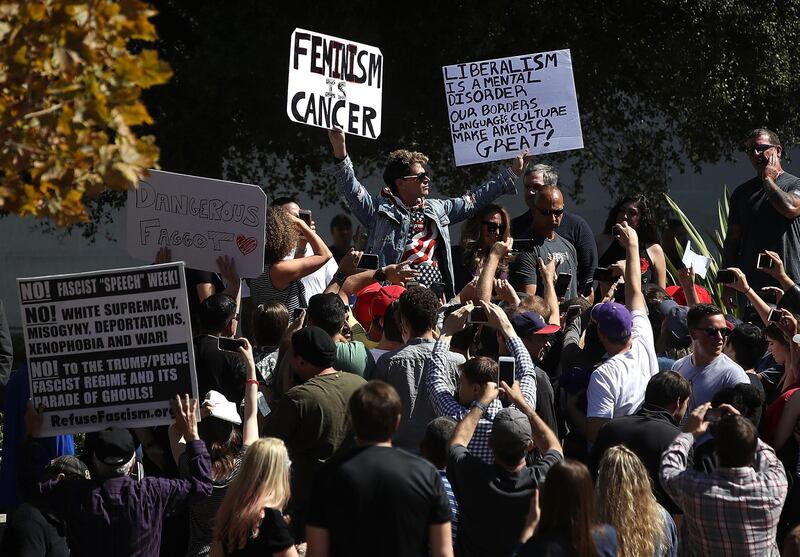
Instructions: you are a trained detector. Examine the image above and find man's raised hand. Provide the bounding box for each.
[328,127,347,159]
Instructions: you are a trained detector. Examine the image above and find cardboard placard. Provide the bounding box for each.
[18,263,198,436]
[126,169,267,278]
[287,28,383,139]
[443,49,583,166]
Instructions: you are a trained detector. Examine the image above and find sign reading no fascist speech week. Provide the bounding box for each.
[18,263,198,436]
[443,49,583,166]
[287,28,383,139]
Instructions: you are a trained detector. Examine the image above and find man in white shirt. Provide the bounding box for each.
[566,222,659,443]
[672,304,749,413]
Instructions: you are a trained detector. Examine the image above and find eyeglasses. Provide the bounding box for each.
[693,327,730,338]
[537,208,565,217]
[750,143,777,154]
[402,171,432,183]
[482,221,506,234]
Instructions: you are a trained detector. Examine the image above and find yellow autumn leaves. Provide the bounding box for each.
[0,0,172,226]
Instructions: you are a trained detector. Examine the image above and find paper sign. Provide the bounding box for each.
[682,241,711,279]
[18,263,198,436]
[442,49,583,166]
[287,28,383,139]
[126,170,267,278]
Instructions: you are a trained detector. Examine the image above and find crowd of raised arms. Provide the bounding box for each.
[2,125,800,557]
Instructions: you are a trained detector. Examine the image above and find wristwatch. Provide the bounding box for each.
[332,270,347,285]
[470,400,488,415]
[373,267,387,283]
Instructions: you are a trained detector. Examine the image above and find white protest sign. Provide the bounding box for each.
[682,241,711,279]
[126,170,267,278]
[443,49,583,166]
[287,28,383,139]
[18,263,198,436]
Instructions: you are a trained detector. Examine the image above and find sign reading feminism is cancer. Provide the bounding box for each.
[287,28,383,139]
[18,263,198,436]
[443,49,583,166]
[126,169,267,278]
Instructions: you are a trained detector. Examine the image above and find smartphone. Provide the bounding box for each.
[757,253,774,269]
[298,209,312,225]
[468,307,488,324]
[566,304,582,320]
[405,280,420,288]
[358,253,379,270]
[257,392,271,417]
[554,273,572,298]
[511,239,536,252]
[431,282,446,298]
[715,269,736,284]
[760,288,779,304]
[498,356,515,387]
[704,407,723,423]
[218,337,246,352]
[292,307,305,321]
[593,267,615,282]
[768,308,782,322]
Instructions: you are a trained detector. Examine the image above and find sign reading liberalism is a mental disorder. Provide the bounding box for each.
[287,28,383,139]
[443,49,583,166]
[18,263,198,436]
[127,170,267,278]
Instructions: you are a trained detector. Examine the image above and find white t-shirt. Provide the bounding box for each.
[672,352,749,413]
[587,310,659,419]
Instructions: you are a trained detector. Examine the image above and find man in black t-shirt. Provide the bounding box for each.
[193,294,246,404]
[723,127,800,305]
[447,380,562,557]
[306,381,453,557]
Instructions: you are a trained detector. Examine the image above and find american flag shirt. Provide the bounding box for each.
[660,432,788,556]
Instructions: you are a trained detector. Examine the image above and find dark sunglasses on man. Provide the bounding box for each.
[402,171,432,183]
[751,143,777,154]
[693,326,730,338]
[537,208,565,217]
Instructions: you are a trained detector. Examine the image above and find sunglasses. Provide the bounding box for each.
[750,143,777,154]
[482,221,506,234]
[537,208,565,217]
[693,327,730,338]
[402,171,432,183]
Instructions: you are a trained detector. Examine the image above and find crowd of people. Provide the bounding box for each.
[1,126,800,556]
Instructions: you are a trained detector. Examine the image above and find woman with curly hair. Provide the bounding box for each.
[517,459,617,556]
[249,207,331,316]
[210,437,298,557]
[597,195,666,290]
[596,445,677,557]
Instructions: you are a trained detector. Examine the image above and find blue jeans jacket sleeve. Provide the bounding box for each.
[437,168,518,224]
[325,155,376,225]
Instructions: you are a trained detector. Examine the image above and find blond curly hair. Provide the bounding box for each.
[264,207,299,263]
[596,445,667,557]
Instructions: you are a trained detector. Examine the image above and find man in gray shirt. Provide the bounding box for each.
[511,185,578,299]
[372,287,464,452]
[672,304,749,414]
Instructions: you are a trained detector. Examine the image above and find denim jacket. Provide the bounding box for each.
[326,156,519,295]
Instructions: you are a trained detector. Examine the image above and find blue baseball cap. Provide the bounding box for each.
[591,302,633,340]
[511,311,560,337]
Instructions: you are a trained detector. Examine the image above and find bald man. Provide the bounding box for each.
[510,186,578,299]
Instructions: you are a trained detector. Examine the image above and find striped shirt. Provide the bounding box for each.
[660,432,787,556]
[248,265,306,316]
[439,469,459,548]
[426,336,537,464]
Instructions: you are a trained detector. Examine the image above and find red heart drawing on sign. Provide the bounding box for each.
[236,235,257,256]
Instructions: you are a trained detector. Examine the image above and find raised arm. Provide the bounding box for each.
[476,239,512,303]
[537,257,560,327]
[240,338,260,445]
[427,304,474,419]
[727,267,771,325]
[449,382,499,449]
[484,300,537,406]
[615,222,645,312]
[270,215,332,290]
[326,128,376,224]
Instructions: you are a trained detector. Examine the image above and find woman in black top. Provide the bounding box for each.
[597,195,666,290]
[210,438,298,557]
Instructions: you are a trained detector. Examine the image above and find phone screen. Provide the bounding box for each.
[298,209,312,224]
[468,307,488,324]
[498,357,515,386]
[566,305,582,319]
[593,267,614,282]
[757,253,773,269]
[715,269,735,284]
[218,337,245,352]
[555,273,572,298]
[511,239,535,252]
[358,254,379,270]
[431,282,445,297]
[768,309,782,322]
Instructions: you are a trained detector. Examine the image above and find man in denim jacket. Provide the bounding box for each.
[327,128,530,297]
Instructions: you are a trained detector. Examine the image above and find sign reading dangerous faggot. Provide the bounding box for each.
[18,263,198,436]
[443,49,583,166]
[287,28,383,139]
[126,170,267,278]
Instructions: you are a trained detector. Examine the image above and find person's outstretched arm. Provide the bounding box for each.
[616,222,645,312]
[449,382,499,449]
[326,128,376,225]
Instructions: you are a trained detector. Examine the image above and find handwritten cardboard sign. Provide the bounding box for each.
[443,49,583,166]
[287,28,383,139]
[126,170,267,278]
[18,263,198,436]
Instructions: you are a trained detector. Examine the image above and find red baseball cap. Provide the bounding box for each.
[665,284,713,306]
[353,284,405,327]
